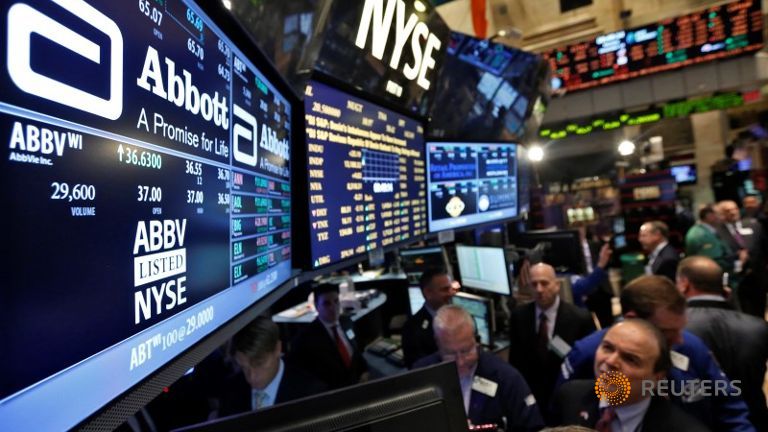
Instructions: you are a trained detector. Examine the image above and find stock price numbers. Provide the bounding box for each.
[187,38,204,60]
[117,144,163,169]
[186,190,204,204]
[137,185,162,203]
[217,168,230,181]
[138,0,163,26]
[50,182,96,202]
[185,160,202,176]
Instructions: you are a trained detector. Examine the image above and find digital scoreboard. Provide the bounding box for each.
[304,80,427,268]
[0,0,292,429]
[544,0,763,92]
[427,142,519,232]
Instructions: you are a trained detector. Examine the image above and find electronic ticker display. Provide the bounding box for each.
[305,80,427,268]
[0,0,292,429]
[427,143,518,232]
[544,0,763,92]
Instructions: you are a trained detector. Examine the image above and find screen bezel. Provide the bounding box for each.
[426,140,523,234]
[294,73,430,271]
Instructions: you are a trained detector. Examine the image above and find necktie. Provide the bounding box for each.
[332,325,352,368]
[729,224,746,248]
[252,390,267,410]
[594,407,616,432]
[537,313,549,358]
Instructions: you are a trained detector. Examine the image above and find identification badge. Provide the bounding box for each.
[346,328,355,340]
[738,227,754,235]
[670,351,689,371]
[549,335,572,358]
[472,376,498,397]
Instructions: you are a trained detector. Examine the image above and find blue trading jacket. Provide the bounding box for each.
[557,328,754,432]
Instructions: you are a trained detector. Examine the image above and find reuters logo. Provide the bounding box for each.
[595,371,631,406]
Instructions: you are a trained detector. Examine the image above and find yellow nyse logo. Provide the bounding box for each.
[594,371,631,406]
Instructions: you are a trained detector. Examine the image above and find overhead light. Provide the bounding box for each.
[222,0,232,10]
[489,27,523,42]
[528,145,544,162]
[618,140,635,156]
[414,1,427,12]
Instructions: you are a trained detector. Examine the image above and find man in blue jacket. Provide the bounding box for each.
[415,305,544,432]
[557,275,754,431]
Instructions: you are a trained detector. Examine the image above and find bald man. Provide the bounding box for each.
[678,256,768,430]
[415,305,544,431]
[553,319,707,431]
[508,263,596,419]
[717,200,766,317]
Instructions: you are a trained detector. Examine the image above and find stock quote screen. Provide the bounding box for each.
[428,143,518,232]
[305,80,427,268]
[544,0,763,92]
[0,0,292,429]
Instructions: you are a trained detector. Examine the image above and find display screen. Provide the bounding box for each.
[455,245,511,296]
[0,0,292,429]
[227,0,451,118]
[428,32,548,141]
[305,80,427,268]
[671,164,698,184]
[408,287,426,315]
[452,292,493,346]
[427,142,518,232]
[543,0,763,92]
[399,246,447,285]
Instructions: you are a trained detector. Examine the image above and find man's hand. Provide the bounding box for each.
[597,243,613,269]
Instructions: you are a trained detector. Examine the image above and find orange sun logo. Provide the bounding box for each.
[594,371,631,406]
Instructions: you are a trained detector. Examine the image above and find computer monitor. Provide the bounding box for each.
[509,229,587,274]
[455,245,512,295]
[399,246,449,285]
[670,164,697,185]
[452,292,494,347]
[0,1,295,429]
[175,362,468,432]
[409,287,427,315]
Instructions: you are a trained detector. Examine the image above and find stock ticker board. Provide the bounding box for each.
[544,0,763,92]
[1,0,292,428]
[304,80,427,268]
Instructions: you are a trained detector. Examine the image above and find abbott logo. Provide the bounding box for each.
[232,103,257,167]
[7,0,123,119]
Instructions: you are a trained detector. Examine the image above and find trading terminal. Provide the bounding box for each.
[2,0,768,431]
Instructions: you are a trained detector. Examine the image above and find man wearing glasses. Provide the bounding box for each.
[414,305,544,431]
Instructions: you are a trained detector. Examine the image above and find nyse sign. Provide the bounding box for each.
[355,0,442,92]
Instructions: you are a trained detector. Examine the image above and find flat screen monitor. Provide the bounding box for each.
[455,245,512,295]
[427,142,519,232]
[510,230,587,275]
[671,164,697,185]
[428,32,549,141]
[176,362,468,432]
[409,287,426,315]
[400,246,448,285]
[452,292,494,347]
[0,1,293,429]
[305,80,427,268]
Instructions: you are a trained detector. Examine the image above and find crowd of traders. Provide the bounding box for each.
[122,195,768,432]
